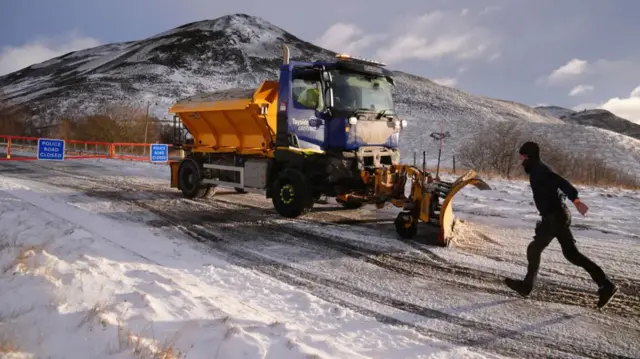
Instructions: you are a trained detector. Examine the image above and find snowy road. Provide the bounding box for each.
[1,159,639,359]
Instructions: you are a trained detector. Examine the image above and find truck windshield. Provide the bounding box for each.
[329,69,394,113]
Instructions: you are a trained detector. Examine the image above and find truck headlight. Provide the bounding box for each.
[349,117,358,125]
[401,119,408,128]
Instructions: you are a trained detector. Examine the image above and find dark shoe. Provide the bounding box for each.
[597,283,618,309]
[505,278,532,298]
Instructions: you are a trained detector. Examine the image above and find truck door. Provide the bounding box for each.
[289,68,326,151]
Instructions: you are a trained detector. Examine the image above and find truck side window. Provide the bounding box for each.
[291,69,324,111]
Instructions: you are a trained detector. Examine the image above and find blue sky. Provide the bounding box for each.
[1,0,639,123]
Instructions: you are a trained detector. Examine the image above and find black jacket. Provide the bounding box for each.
[528,161,579,217]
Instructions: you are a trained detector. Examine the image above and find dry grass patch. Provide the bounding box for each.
[3,245,56,280]
[105,313,186,359]
[77,302,109,331]
[115,324,183,359]
[0,333,19,354]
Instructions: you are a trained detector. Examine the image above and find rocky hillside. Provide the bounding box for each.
[1,13,639,176]
[535,106,640,141]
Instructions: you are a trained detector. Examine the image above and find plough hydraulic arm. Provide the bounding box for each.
[339,165,491,246]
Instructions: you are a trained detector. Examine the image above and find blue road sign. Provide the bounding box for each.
[37,138,65,161]
[150,144,168,163]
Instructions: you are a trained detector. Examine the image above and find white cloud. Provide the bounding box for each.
[488,53,501,62]
[315,10,499,66]
[572,86,640,124]
[479,6,502,16]
[0,31,100,76]
[569,84,594,96]
[374,10,499,65]
[546,58,588,84]
[600,86,640,123]
[433,77,457,87]
[314,23,385,56]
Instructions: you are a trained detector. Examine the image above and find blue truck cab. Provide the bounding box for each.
[274,48,407,173]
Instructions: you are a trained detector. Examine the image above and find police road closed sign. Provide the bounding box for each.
[150,144,168,163]
[37,138,65,161]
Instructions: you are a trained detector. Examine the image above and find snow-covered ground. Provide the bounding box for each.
[0,158,639,359]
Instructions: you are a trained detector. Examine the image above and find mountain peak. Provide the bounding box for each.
[149,13,287,42]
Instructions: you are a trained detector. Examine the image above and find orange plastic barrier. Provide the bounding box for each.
[0,135,111,161]
[0,135,181,163]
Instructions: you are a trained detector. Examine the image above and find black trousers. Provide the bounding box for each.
[524,205,610,288]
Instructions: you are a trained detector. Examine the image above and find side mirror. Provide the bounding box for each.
[322,71,332,83]
[326,87,334,109]
[386,76,395,86]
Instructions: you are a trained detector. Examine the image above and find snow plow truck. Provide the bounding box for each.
[168,45,490,245]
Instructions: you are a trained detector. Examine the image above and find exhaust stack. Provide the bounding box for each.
[282,44,290,65]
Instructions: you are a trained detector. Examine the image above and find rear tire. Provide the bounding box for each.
[272,169,313,218]
[178,158,212,199]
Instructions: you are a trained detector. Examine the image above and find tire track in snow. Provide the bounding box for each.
[5,162,640,314]
[2,162,640,358]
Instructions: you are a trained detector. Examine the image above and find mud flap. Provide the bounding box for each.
[170,161,180,189]
[439,170,491,243]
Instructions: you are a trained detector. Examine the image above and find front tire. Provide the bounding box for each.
[272,169,313,218]
[394,211,418,239]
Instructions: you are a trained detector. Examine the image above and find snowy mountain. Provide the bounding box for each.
[1,13,639,176]
[534,106,640,140]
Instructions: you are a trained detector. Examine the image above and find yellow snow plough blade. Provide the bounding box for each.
[438,170,491,244]
[325,166,491,246]
[375,167,491,246]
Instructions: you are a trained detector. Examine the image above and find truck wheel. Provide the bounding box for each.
[394,211,418,239]
[272,169,313,218]
[234,187,247,194]
[178,159,211,199]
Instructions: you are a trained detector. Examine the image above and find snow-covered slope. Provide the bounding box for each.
[399,112,640,179]
[1,13,639,176]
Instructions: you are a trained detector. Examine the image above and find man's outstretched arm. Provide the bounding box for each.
[547,168,589,215]
[548,170,579,201]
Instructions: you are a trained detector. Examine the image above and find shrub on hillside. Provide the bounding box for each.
[456,120,639,188]
[58,104,164,144]
[0,97,168,144]
[0,93,33,136]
